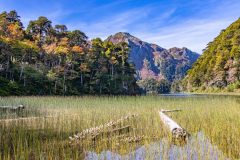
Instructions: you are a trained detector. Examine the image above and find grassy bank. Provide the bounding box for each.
[0,95,239,159]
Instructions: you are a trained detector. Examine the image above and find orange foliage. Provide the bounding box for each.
[58,37,69,46]
[72,46,83,54]
[43,43,57,54]
[7,23,23,39]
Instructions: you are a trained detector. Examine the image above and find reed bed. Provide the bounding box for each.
[0,95,239,159]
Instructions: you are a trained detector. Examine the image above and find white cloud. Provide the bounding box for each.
[79,16,234,54]
[135,18,235,53]
[67,6,153,38]
[21,9,67,27]
[1,0,239,54]
[68,2,239,54]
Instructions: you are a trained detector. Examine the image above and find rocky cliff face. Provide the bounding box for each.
[106,32,199,82]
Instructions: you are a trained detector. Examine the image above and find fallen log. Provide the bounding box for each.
[159,109,188,142]
[161,109,182,113]
[69,114,137,143]
[92,125,131,141]
[111,125,131,135]
[0,105,25,111]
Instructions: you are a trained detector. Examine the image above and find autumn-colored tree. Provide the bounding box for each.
[0,10,139,96]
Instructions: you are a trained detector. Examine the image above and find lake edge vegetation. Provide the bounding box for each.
[0,96,239,159]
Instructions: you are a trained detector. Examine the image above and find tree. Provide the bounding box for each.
[6,10,21,23]
[68,30,87,46]
[184,18,240,92]
[55,24,67,34]
[26,16,52,46]
[116,42,130,92]
[0,10,24,39]
[0,10,139,96]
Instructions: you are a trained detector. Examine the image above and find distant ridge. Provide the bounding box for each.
[106,32,200,82]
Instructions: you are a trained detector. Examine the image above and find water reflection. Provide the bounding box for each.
[85,132,228,160]
[159,93,198,97]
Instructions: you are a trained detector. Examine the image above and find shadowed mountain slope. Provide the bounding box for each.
[106,32,200,82]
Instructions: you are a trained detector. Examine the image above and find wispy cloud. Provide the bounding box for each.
[67,0,240,53]
[67,5,155,38]
[1,0,240,53]
[134,0,240,53]
[21,9,69,27]
[136,18,235,53]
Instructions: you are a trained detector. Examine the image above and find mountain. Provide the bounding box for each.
[183,18,240,92]
[106,32,200,82]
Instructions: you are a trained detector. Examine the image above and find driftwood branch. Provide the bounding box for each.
[159,109,188,142]
[92,125,131,141]
[0,105,25,111]
[0,116,54,123]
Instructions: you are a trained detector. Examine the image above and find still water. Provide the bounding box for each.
[86,132,227,160]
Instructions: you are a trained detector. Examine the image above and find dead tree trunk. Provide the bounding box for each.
[159,109,188,142]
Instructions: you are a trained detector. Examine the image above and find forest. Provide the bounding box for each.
[183,18,240,92]
[0,10,139,96]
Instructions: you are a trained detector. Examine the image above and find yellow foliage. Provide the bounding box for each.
[55,46,69,55]
[109,56,118,64]
[0,36,10,42]
[22,40,38,49]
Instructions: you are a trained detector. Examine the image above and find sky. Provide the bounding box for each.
[0,0,240,53]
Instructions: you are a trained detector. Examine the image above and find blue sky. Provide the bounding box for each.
[1,0,240,53]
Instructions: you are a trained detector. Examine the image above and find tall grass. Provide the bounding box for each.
[0,95,239,159]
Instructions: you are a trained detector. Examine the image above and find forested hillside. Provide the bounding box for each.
[0,10,138,96]
[183,18,240,92]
